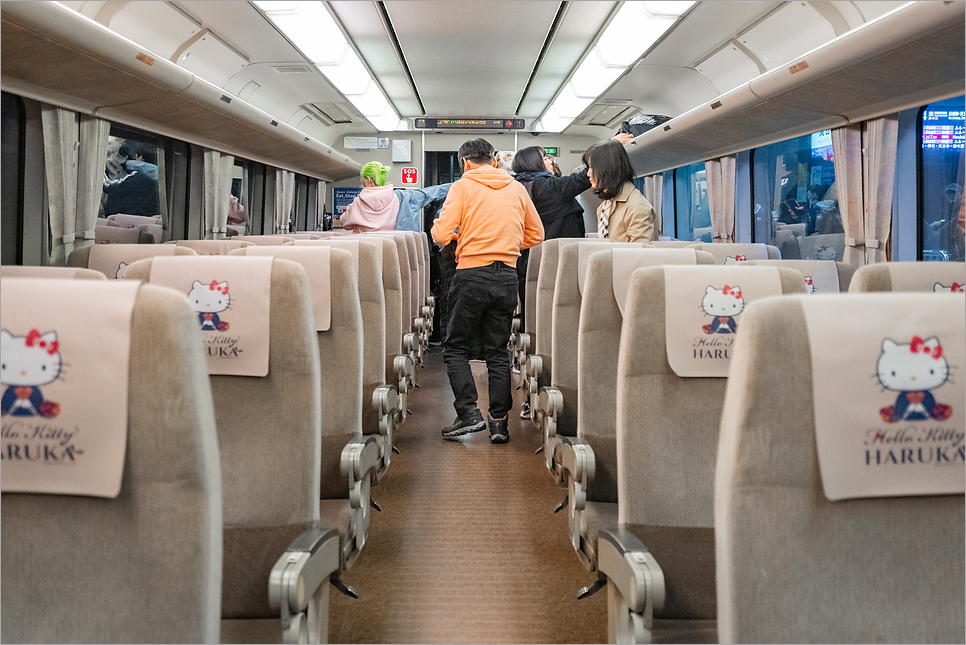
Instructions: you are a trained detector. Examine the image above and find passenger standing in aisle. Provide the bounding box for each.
[431,138,544,443]
[586,139,656,243]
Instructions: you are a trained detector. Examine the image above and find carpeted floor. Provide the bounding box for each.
[329,347,608,644]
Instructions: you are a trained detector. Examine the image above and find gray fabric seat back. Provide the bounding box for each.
[418,231,430,303]
[578,250,715,504]
[377,238,404,371]
[402,232,421,319]
[749,259,855,291]
[715,295,965,643]
[849,260,966,292]
[125,258,322,620]
[1,284,222,643]
[230,247,364,502]
[615,266,806,621]
[525,242,542,339]
[67,244,197,268]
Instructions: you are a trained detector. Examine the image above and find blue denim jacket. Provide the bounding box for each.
[394,183,452,231]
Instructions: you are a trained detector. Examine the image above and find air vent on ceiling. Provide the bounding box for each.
[302,102,364,126]
[273,65,311,74]
[575,103,637,128]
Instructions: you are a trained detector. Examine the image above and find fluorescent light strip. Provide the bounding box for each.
[535,1,692,133]
[255,1,406,131]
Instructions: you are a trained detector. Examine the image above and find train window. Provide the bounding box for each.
[752,131,840,258]
[1,92,25,265]
[104,125,163,220]
[229,160,247,234]
[673,162,711,242]
[919,96,965,262]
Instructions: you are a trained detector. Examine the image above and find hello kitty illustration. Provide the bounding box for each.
[934,282,964,293]
[804,276,816,294]
[701,285,743,334]
[877,335,952,423]
[115,262,129,279]
[189,280,231,331]
[816,245,836,261]
[1,329,62,418]
[723,255,748,265]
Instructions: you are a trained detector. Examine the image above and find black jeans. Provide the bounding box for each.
[443,261,518,420]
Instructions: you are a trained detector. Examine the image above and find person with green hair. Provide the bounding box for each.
[340,161,453,233]
[341,161,397,233]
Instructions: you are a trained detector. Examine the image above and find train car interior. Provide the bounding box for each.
[1,1,964,643]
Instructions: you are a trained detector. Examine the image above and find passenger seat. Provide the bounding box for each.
[715,292,964,642]
[596,265,806,643]
[848,260,965,292]
[1,278,222,643]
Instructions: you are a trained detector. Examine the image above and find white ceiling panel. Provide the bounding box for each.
[107,2,201,60]
[518,1,618,118]
[384,1,560,116]
[329,1,422,117]
[696,42,762,96]
[739,2,836,70]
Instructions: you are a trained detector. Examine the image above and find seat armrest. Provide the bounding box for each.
[371,384,400,478]
[598,528,666,643]
[393,353,415,420]
[554,437,596,560]
[537,386,564,470]
[340,435,382,567]
[269,527,341,643]
[524,354,543,425]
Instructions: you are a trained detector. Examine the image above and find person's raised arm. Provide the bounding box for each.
[431,184,463,247]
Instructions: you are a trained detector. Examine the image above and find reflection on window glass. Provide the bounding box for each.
[102,129,161,219]
[753,131,841,260]
[228,161,247,234]
[674,162,711,242]
[920,96,965,262]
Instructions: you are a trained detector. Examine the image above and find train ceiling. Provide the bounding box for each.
[50,0,915,137]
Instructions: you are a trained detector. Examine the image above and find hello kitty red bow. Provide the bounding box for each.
[208,280,229,295]
[804,276,814,285]
[723,285,742,299]
[734,255,747,262]
[25,329,58,355]
[952,282,963,293]
[910,335,943,360]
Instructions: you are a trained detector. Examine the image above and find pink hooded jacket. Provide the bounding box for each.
[340,184,399,232]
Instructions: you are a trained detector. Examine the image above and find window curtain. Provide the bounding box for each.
[831,124,864,266]
[642,174,663,238]
[74,115,110,253]
[40,105,79,265]
[706,156,736,242]
[315,180,327,231]
[204,149,234,239]
[156,147,169,241]
[275,169,296,233]
[862,115,899,265]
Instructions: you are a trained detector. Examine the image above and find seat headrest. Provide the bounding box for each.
[1,278,142,498]
[174,240,255,255]
[88,243,181,279]
[687,242,770,265]
[798,292,965,500]
[234,246,334,331]
[748,259,841,294]
[143,256,274,377]
[662,265,788,377]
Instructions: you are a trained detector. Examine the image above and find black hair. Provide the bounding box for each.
[512,146,546,174]
[458,138,495,166]
[588,140,634,200]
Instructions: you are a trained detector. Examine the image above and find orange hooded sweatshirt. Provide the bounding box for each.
[431,165,544,269]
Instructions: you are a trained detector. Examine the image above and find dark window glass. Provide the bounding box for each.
[919,96,965,262]
[1,92,25,264]
[752,131,840,260]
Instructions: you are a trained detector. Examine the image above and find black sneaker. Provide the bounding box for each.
[441,409,485,439]
[520,401,531,419]
[488,416,509,444]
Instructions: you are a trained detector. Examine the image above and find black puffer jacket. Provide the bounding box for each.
[514,169,590,239]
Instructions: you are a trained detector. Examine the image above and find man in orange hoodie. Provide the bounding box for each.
[432,138,544,443]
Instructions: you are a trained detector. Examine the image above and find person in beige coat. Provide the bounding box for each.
[585,139,655,243]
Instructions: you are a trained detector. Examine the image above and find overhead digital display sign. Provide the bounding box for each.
[414,118,526,130]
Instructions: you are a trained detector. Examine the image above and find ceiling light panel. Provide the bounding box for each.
[254,0,403,131]
[537,1,694,133]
